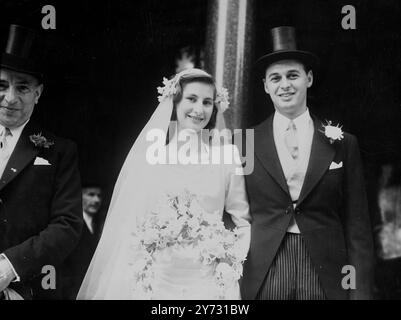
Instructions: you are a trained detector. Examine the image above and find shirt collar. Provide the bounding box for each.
[0,119,30,139]
[273,108,311,135]
[83,211,94,234]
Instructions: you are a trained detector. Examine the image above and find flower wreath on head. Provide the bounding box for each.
[157,74,230,113]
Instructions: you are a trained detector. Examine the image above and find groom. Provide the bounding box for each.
[0,25,82,299]
[239,26,374,300]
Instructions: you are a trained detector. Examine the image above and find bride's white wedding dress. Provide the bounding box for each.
[77,68,249,300]
[131,140,250,300]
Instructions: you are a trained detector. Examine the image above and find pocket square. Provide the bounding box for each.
[34,157,51,165]
[329,161,343,170]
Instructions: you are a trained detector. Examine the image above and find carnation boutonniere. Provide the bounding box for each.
[320,120,344,144]
[29,132,54,148]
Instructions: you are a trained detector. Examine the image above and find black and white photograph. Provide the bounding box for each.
[1,0,401,307]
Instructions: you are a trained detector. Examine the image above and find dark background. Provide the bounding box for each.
[2,0,401,298]
[1,0,208,197]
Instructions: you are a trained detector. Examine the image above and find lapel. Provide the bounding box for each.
[297,115,336,205]
[0,121,40,192]
[254,115,290,196]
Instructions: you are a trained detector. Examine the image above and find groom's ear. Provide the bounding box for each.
[307,70,313,88]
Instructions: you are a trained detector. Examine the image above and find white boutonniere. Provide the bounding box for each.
[29,132,54,148]
[320,120,344,144]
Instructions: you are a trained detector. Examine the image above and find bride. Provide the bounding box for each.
[77,68,251,300]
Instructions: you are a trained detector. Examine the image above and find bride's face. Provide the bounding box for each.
[176,82,215,132]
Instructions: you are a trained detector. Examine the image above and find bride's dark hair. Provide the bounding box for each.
[170,74,218,131]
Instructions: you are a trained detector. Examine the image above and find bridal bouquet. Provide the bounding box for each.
[129,189,245,299]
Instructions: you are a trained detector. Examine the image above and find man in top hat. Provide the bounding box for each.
[0,25,82,299]
[239,26,374,300]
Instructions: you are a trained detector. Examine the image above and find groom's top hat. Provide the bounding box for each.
[256,26,318,75]
[0,24,44,79]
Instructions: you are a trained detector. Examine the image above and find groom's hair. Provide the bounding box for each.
[171,75,218,131]
[263,58,313,80]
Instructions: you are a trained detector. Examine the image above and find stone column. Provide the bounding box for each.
[205,0,255,130]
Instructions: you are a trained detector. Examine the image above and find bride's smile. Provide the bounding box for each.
[176,82,214,132]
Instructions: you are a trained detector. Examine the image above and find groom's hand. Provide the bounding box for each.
[0,255,16,291]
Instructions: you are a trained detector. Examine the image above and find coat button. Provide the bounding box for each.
[285,206,292,214]
[0,198,3,205]
[295,207,301,215]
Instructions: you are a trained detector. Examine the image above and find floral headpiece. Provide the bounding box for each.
[157,77,179,102]
[157,73,230,113]
[215,87,230,113]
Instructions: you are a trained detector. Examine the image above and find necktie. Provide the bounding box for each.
[284,121,299,160]
[0,127,12,151]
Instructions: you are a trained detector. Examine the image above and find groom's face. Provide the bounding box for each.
[263,60,313,119]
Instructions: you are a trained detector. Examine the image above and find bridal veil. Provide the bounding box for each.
[77,68,229,299]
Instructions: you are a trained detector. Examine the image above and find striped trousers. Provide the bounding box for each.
[256,233,326,300]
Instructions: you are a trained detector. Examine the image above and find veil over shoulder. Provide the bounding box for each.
[77,89,175,299]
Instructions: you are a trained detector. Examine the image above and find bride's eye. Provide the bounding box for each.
[203,99,213,107]
[186,96,196,103]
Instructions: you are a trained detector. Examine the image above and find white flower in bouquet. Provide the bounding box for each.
[202,210,224,226]
[142,228,160,248]
[215,262,239,284]
[198,237,225,264]
[177,202,189,216]
[188,198,207,218]
[186,215,202,233]
[198,225,213,239]
[231,240,247,262]
[155,202,178,224]
[163,218,183,238]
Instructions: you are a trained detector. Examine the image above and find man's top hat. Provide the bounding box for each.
[0,24,44,78]
[256,26,318,76]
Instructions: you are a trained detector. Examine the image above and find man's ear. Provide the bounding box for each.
[307,70,313,88]
[263,78,270,94]
[34,84,44,104]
